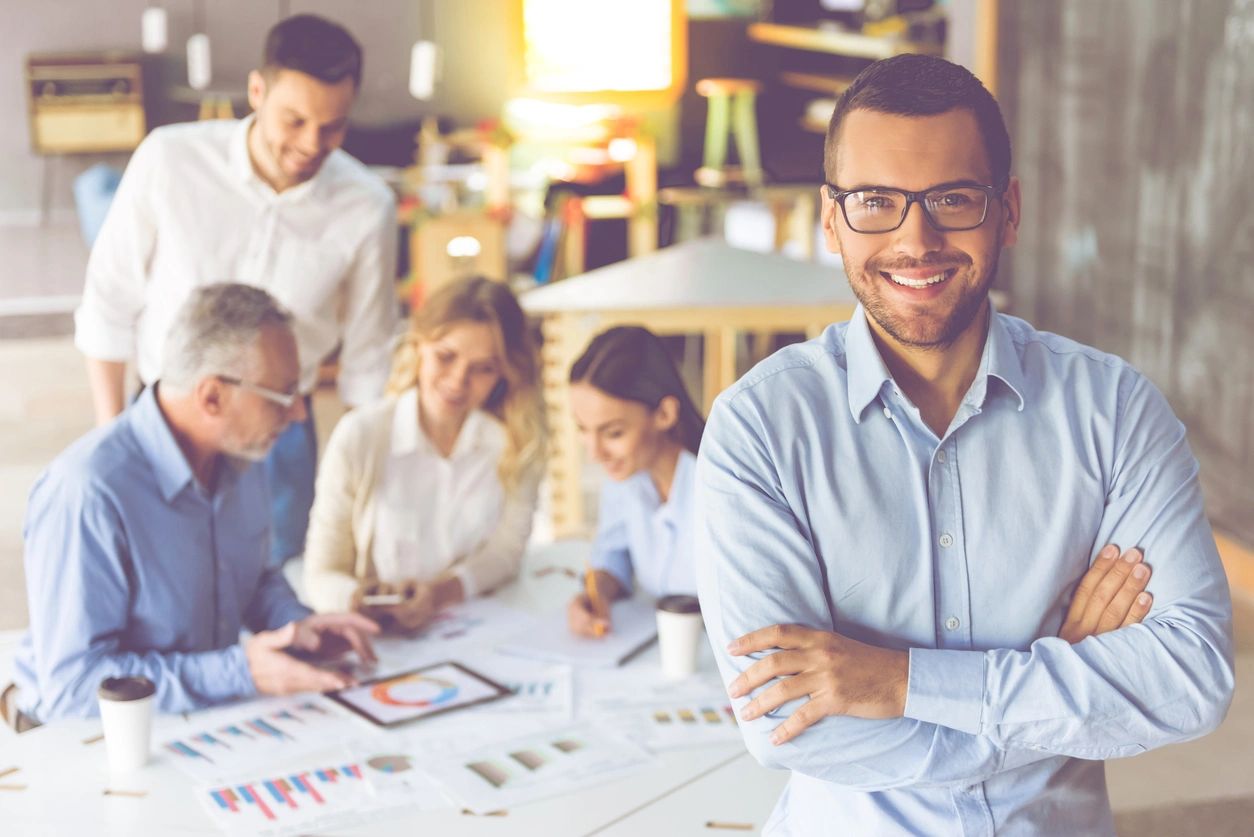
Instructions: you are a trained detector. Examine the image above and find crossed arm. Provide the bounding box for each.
[695,376,1234,791]
[731,545,1154,745]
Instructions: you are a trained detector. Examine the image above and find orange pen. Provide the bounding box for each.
[585,568,607,637]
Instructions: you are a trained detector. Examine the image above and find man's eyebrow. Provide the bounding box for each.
[836,178,991,193]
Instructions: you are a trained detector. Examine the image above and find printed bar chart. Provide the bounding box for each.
[164,700,357,781]
[202,763,372,833]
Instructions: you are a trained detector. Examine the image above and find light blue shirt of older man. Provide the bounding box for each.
[14,387,310,722]
[696,306,1234,836]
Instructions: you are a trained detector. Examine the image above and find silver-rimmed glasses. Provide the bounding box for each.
[217,375,300,409]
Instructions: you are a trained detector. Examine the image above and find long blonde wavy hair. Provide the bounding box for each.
[386,276,545,490]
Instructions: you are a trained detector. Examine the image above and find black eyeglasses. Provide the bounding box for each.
[824,181,1004,234]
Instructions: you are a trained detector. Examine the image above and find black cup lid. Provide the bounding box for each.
[98,676,156,701]
[657,594,701,614]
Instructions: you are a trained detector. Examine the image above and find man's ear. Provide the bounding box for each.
[247,69,267,113]
[820,185,842,257]
[195,376,228,418]
[1000,176,1021,248]
[654,395,680,433]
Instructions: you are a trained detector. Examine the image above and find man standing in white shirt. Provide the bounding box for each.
[75,14,398,567]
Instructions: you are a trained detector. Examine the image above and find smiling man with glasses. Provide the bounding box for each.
[695,54,1233,835]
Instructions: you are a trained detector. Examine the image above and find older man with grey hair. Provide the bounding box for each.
[6,283,377,727]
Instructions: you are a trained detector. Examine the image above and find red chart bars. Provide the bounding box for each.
[207,764,366,825]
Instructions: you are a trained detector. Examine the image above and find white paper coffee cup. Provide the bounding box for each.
[656,595,703,680]
[98,676,156,774]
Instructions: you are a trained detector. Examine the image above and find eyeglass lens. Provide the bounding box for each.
[841,187,989,232]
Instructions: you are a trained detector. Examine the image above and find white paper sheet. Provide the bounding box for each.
[496,597,657,668]
[420,724,655,814]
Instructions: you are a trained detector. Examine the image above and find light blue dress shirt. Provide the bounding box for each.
[15,387,311,722]
[695,306,1234,836]
[590,448,698,597]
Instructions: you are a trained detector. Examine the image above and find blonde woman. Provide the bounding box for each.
[303,276,545,631]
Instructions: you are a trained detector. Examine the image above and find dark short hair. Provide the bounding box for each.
[570,326,705,455]
[262,14,362,88]
[824,54,1010,189]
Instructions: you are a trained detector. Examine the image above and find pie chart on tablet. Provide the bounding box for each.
[371,673,459,708]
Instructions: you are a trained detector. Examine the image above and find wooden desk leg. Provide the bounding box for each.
[703,326,740,412]
[540,314,590,538]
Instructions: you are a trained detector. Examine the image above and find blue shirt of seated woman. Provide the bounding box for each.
[566,326,706,637]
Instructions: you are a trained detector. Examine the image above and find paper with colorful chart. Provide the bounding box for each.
[195,740,469,834]
[329,661,508,726]
[160,697,360,781]
[468,652,574,720]
[420,724,655,814]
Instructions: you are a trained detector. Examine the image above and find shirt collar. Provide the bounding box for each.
[654,448,696,529]
[391,387,494,459]
[983,306,1027,411]
[845,305,896,423]
[228,113,323,201]
[127,385,196,502]
[845,302,1027,423]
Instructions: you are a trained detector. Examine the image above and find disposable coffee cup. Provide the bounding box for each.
[656,595,703,680]
[98,676,156,774]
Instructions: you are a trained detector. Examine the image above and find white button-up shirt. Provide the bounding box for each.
[74,116,399,405]
[372,387,511,597]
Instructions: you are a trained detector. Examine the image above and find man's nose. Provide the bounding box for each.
[888,202,946,261]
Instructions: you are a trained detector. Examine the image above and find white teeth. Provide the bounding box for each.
[887,272,947,288]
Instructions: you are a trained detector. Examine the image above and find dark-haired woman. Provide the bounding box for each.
[565,326,705,638]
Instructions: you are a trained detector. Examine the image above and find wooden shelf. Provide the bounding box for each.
[778,71,857,95]
[748,21,939,60]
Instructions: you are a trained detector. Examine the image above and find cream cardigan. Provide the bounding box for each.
[302,393,541,613]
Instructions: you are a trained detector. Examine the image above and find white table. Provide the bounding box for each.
[0,541,788,836]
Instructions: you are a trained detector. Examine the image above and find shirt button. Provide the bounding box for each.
[883,407,893,419]
[945,616,961,631]
[939,533,954,548]
[937,449,947,463]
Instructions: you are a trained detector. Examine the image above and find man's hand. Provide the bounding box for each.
[727,624,908,746]
[1058,545,1152,643]
[244,614,379,695]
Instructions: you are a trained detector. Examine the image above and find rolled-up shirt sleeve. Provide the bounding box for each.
[73,135,164,362]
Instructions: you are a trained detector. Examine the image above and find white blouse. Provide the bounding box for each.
[371,387,508,596]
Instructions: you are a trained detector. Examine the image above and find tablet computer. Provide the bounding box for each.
[326,661,511,728]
